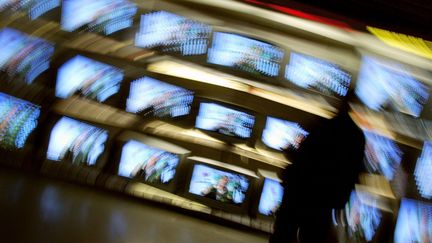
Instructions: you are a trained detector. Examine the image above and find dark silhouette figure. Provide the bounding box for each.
[270,101,365,243]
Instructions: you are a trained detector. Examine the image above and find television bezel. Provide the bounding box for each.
[111,131,191,193]
[182,156,258,214]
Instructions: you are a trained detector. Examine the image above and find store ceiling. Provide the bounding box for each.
[243,0,432,40]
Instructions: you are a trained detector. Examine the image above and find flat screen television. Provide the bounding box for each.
[46,116,109,166]
[256,170,284,217]
[344,190,383,242]
[195,102,255,140]
[364,131,403,181]
[135,11,211,56]
[56,55,124,102]
[126,76,194,118]
[61,0,137,35]
[115,131,190,192]
[207,32,284,77]
[394,199,432,243]
[355,56,429,117]
[0,28,54,84]
[0,92,40,150]
[285,52,351,97]
[184,156,258,213]
[414,141,432,200]
[0,0,60,20]
[261,116,308,151]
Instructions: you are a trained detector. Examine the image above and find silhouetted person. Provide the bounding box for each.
[270,93,365,243]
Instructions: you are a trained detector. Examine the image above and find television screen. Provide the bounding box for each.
[0,0,60,20]
[118,140,180,184]
[126,76,194,118]
[0,28,54,84]
[414,141,432,199]
[56,55,124,102]
[394,199,432,243]
[61,0,137,35]
[345,190,382,242]
[285,52,351,97]
[195,103,255,139]
[208,32,284,77]
[0,92,40,150]
[46,117,108,166]
[262,116,308,151]
[355,56,429,117]
[364,131,403,181]
[188,164,250,205]
[135,11,211,56]
[258,178,284,216]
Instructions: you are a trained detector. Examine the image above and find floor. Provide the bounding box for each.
[0,168,269,243]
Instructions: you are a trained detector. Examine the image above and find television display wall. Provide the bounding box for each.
[0,92,40,150]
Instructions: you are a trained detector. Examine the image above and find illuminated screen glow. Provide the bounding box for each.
[189,164,250,205]
[258,178,284,216]
[195,103,255,139]
[126,76,194,118]
[364,131,403,180]
[285,52,351,97]
[61,0,137,35]
[118,140,180,184]
[56,55,124,102]
[394,199,432,243]
[345,191,382,242]
[135,11,211,56]
[0,92,40,150]
[0,28,54,84]
[355,56,429,117]
[46,117,108,166]
[262,116,308,151]
[0,0,60,20]
[208,32,284,77]
[415,141,432,199]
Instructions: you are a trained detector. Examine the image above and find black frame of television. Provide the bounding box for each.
[182,156,258,214]
[205,30,287,87]
[39,113,120,170]
[281,50,354,100]
[250,169,284,220]
[123,73,197,128]
[191,98,259,146]
[109,131,191,193]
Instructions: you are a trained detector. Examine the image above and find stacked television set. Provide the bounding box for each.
[114,131,190,193]
[61,0,137,35]
[56,55,124,102]
[0,28,54,84]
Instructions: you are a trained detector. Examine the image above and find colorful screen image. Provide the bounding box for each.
[189,164,250,205]
[0,28,54,84]
[46,117,108,166]
[195,103,255,139]
[118,140,180,184]
[258,178,284,216]
[208,32,284,77]
[364,131,403,181]
[414,141,432,199]
[285,52,351,97]
[126,76,194,118]
[0,0,60,20]
[355,56,429,117]
[345,190,382,242]
[262,116,308,151]
[56,55,124,102]
[0,92,40,150]
[61,0,137,35]
[394,199,432,243]
[135,11,211,56]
